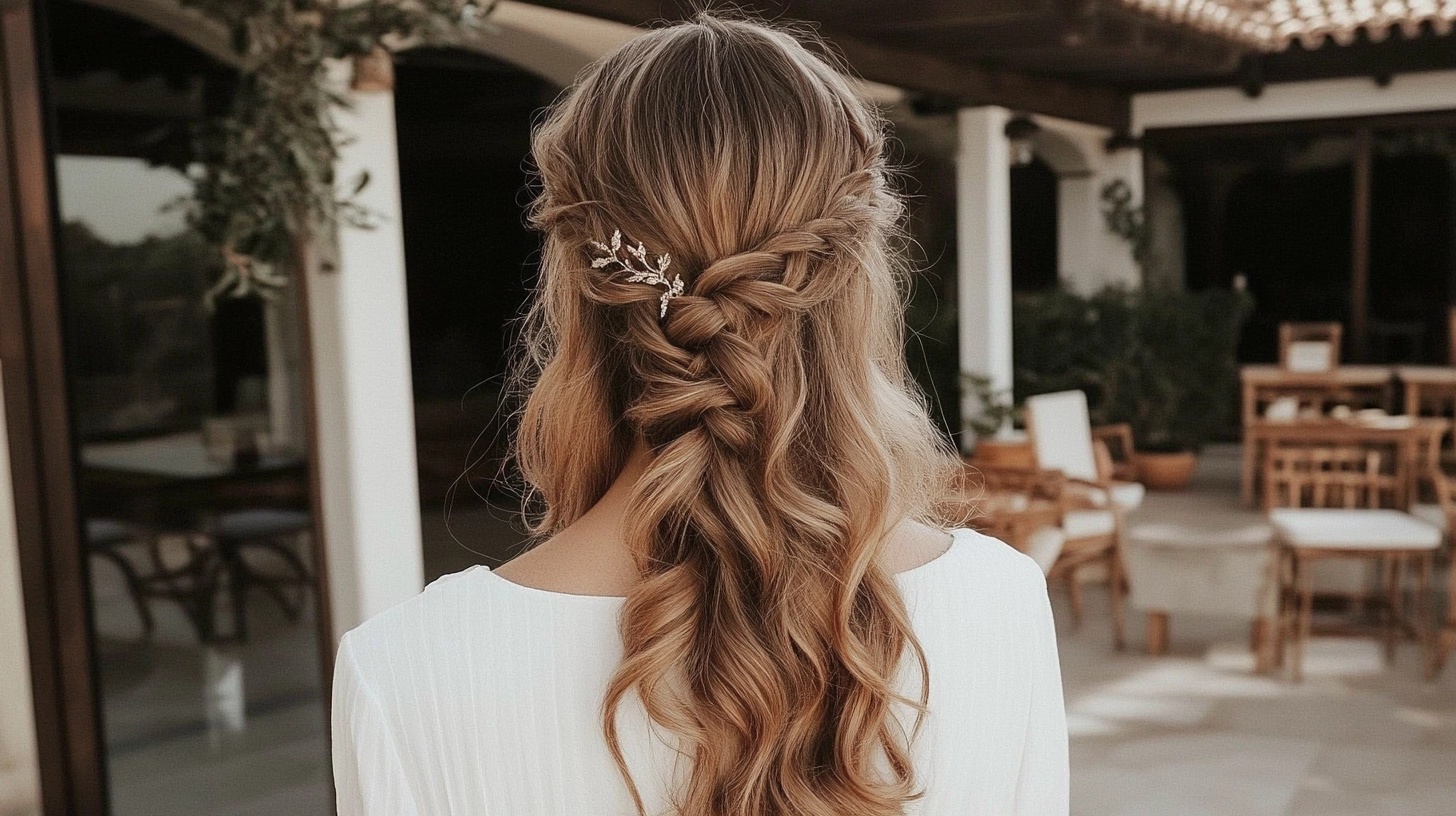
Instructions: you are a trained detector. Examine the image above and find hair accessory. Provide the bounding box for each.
[590,230,684,318]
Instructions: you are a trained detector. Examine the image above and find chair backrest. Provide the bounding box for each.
[1263,444,1399,511]
[1428,464,1456,532]
[969,464,1066,502]
[1415,425,1449,490]
[1025,390,1098,483]
[1279,322,1342,372]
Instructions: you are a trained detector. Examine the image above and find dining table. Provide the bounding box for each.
[80,429,309,642]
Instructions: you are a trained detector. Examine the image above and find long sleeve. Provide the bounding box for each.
[1012,572,1070,815]
[331,631,422,816]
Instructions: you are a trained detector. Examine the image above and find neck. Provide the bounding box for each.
[573,437,655,544]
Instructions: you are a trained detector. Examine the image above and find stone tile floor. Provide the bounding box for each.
[1060,444,1456,815]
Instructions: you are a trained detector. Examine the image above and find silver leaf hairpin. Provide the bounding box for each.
[590,229,684,318]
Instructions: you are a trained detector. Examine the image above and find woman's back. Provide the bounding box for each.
[332,529,1067,815]
[333,11,1069,813]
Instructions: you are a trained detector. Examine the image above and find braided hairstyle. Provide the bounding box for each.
[513,12,961,816]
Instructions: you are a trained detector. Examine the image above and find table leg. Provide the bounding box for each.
[1251,616,1276,674]
[1294,555,1314,683]
[1147,611,1170,656]
[1417,553,1434,680]
[1399,437,1417,509]
[1277,547,1296,673]
[1242,436,1257,506]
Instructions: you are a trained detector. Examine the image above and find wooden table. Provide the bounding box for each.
[1394,365,1456,416]
[1242,417,1449,508]
[81,430,308,643]
[1241,365,1394,426]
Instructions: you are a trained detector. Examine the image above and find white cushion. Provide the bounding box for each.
[1410,503,1448,532]
[1063,509,1116,540]
[1023,526,1065,576]
[1108,480,1145,511]
[1026,390,1099,483]
[1286,340,1334,372]
[1269,509,1442,551]
[1128,522,1273,550]
[1124,543,1275,618]
[215,508,311,539]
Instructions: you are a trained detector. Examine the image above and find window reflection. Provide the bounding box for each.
[47,3,330,813]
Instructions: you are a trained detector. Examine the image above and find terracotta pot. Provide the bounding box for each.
[969,439,1035,470]
[1133,451,1197,491]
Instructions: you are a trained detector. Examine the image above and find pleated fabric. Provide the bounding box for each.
[332,528,1068,815]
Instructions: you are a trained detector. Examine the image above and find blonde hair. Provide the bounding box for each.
[512,12,960,816]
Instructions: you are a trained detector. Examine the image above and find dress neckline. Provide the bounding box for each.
[478,527,969,602]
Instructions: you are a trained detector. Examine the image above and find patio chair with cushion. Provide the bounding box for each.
[1265,444,1442,681]
[1026,390,1146,513]
[209,507,314,642]
[961,465,1067,575]
[1025,390,1145,648]
[1124,521,1276,657]
[1278,321,1342,372]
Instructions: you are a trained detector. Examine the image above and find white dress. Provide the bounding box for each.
[332,528,1068,815]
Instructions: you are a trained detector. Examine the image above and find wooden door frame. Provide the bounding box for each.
[0,1,107,813]
[1,2,338,812]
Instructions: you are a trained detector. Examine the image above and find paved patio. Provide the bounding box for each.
[1060,444,1456,815]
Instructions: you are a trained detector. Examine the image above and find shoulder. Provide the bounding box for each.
[949,527,1048,592]
[912,528,1051,629]
[335,566,489,685]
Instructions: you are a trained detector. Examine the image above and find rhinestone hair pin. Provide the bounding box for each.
[590,230,684,318]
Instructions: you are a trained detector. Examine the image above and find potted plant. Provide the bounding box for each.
[1107,287,1252,489]
[960,372,1030,467]
[1013,286,1251,490]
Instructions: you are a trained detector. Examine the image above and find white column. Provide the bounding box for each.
[0,366,40,813]
[308,61,424,640]
[1057,173,1099,292]
[955,106,1014,447]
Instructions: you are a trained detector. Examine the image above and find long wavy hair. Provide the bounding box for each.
[511,12,961,816]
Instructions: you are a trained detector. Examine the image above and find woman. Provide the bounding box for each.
[332,13,1066,816]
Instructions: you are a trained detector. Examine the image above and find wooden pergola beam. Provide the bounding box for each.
[524,0,1132,129]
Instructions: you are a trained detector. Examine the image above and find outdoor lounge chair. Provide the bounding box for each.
[1025,389,1147,648]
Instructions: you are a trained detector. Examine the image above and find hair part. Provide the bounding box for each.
[511,11,962,816]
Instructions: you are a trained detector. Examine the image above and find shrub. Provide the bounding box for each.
[1013,286,1252,452]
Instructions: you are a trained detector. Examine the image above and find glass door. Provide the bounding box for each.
[40,1,332,812]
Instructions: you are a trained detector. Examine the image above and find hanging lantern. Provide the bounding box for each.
[1003,115,1041,167]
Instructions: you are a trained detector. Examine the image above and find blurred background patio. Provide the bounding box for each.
[2,1,1455,814]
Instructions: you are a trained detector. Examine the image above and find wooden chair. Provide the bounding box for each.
[1278,322,1342,372]
[962,465,1067,574]
[1420,462,1456,679]
[85,518,157,636]
[1025,390,1141,649]
[1264,444,1441,681]
[1092,422,1139,482]
[208,508,314,642]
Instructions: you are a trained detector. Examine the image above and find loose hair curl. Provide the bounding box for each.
[511,12,961,816]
